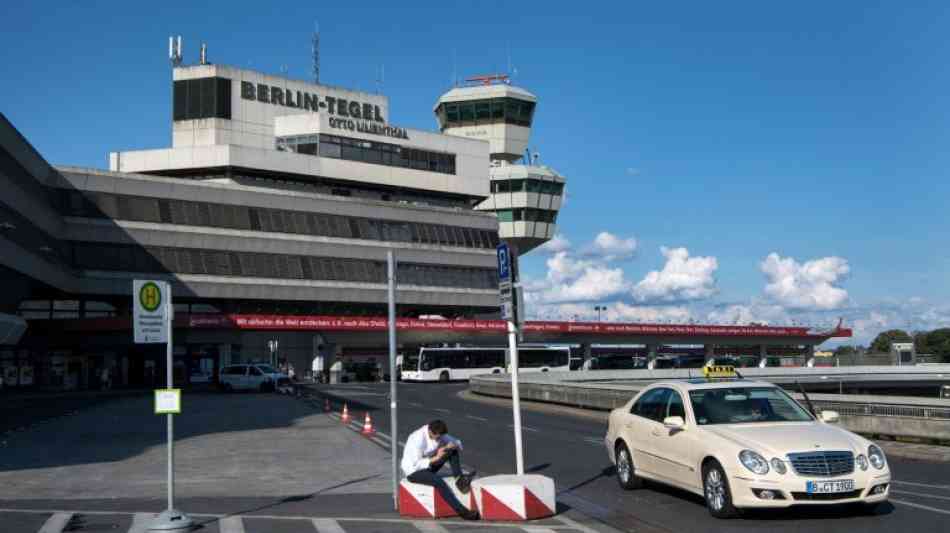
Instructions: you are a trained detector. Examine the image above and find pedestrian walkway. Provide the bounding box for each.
[0,509,604,533]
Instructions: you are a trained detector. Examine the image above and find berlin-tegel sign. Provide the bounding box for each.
[133,280,170,343]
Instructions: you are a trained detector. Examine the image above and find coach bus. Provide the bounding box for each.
[401,346,571,382]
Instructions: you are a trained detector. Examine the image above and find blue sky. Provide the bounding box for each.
[3,1,949,345]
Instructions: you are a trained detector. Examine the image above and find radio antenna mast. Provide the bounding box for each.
[311,21,320,84]
[169,35,182,67]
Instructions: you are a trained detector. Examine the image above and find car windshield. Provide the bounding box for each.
[689,387,813,425]
[255,365,277,374]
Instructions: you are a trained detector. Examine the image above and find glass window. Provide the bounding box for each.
[445,104,459,122]
[688,387,813,425]
[491,99,505,119]
[632,388,673,422]
[459,103,474,121]
[668,392,686,419]
[509,179,525,192]
[496,210,514,223]
[319,141,341,158]
[475,101,490,120]
[525,180,543,193]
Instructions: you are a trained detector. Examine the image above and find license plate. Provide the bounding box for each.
[806,479,855,493]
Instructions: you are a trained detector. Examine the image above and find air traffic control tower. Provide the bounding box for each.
[435,75,566,253]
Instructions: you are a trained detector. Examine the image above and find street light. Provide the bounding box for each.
[594,305,606,322]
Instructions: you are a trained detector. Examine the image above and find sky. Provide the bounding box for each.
[2,1,949,346]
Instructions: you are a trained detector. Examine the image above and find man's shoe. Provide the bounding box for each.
[455,471,476,494]
[460,509,480,521]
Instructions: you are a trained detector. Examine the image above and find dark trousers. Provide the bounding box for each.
[407,449,467,514]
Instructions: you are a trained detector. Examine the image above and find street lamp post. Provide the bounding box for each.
[594,305,605,322]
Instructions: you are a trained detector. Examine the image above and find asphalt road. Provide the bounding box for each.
[313,381,950,533]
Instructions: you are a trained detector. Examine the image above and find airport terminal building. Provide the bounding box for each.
[0,53,568,390]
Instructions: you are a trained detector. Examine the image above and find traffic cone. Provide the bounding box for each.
[361,412,375,436]
[324,398,331,412]
[341,403,350,424]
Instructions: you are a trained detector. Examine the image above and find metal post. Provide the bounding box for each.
[387,251,399,509]
[508,320,524,475]
[166,308,174,512]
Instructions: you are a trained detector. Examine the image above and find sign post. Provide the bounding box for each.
[134,280,193,532]
[497,243,525,475]
[387,250,399,509]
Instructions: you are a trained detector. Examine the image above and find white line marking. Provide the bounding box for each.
[0,509,573,530]
[37,512,72,533]
[466,415,488,422]
[555,514,613,533]
[891,498,950,516]
[522,528,559,533]
[127,513,152,533]
[509,424,539,432]
[893,480,950,490]
[432,408,451,414]
[413,521,451,532]
[892,489,950,502]
[312,518,346,533]
[219,516,246,533]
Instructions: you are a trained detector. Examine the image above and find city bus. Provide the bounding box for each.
[401,346,571,382]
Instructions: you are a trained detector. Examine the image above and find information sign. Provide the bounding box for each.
[154,389,181,415]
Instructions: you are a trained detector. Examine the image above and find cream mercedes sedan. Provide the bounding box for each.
[604,378,891,518]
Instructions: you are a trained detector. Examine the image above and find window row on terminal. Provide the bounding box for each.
[52,189,500,250]
[277,134,457,175]
[70,241,500,290]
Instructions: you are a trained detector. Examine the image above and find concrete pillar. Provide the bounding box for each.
[804,344,815,367]
[705,344,715,366]
[645,344,659,369]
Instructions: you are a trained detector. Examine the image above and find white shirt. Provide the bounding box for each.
[400,425,463,477]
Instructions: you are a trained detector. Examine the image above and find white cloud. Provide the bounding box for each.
[706,303,789,325]
[760,253,850,310]
[582,232,638,260]
[632,247,718,303]
[528,301,690,323]
[531,253,628,303]
[537,234,571,255]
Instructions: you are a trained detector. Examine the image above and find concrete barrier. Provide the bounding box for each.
[470,369,950,441]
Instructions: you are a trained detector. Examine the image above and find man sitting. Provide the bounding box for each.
[401,419,478,520]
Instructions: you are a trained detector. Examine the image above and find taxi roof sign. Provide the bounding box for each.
[703,365,737,379]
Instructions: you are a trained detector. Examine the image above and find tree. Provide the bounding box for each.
[869,329,912,353]
[924,328,950,362]
[834,345,858,356]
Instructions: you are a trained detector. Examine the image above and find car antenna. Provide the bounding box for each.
[796,380,817,416]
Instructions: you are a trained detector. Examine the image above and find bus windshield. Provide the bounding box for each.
[402,352,419,371]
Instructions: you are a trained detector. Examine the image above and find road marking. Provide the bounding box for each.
[37,512,72,533]
[555,514,618,533]
[220,516,246,533]
[893,480,950,490]
[312,518,346,533]
[466,415,488,422]
[582,437,602,446]
[522,528,558,533]
[892,489,950,502]
[432,408,451,414]
[413,521,451,532]
[509,424,539,432]
[127,513,152,533]
[408,402,423,407]
[891,498,950,516]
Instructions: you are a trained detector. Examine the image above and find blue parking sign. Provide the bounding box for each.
[497,243,511,282]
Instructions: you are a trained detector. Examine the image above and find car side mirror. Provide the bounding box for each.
[820,410,840,424]
[663,416,685,430]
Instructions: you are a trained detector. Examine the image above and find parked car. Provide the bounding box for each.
[219,364,288,392]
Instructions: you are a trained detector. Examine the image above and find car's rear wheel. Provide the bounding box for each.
[615,443,642,490]
[703,461,739,518]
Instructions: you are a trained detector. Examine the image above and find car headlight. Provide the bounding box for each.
[770,458,787,475]
[739,450,770,475]
[856,454,868,471]
[868,445,886,470]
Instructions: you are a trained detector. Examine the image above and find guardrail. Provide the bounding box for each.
[470,370,950,441]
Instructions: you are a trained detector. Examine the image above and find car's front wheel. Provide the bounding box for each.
[615,442,643,490]
[702,460,739,518]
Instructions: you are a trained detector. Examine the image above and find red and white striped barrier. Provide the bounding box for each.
[471,474,556,521]
[398,477,475,518]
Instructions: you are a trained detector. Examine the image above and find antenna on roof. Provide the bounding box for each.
[199,42,208,65]
[169,35,182,67]
[312,21,320,84]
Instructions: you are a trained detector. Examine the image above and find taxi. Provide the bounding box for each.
[604,367,890,518]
